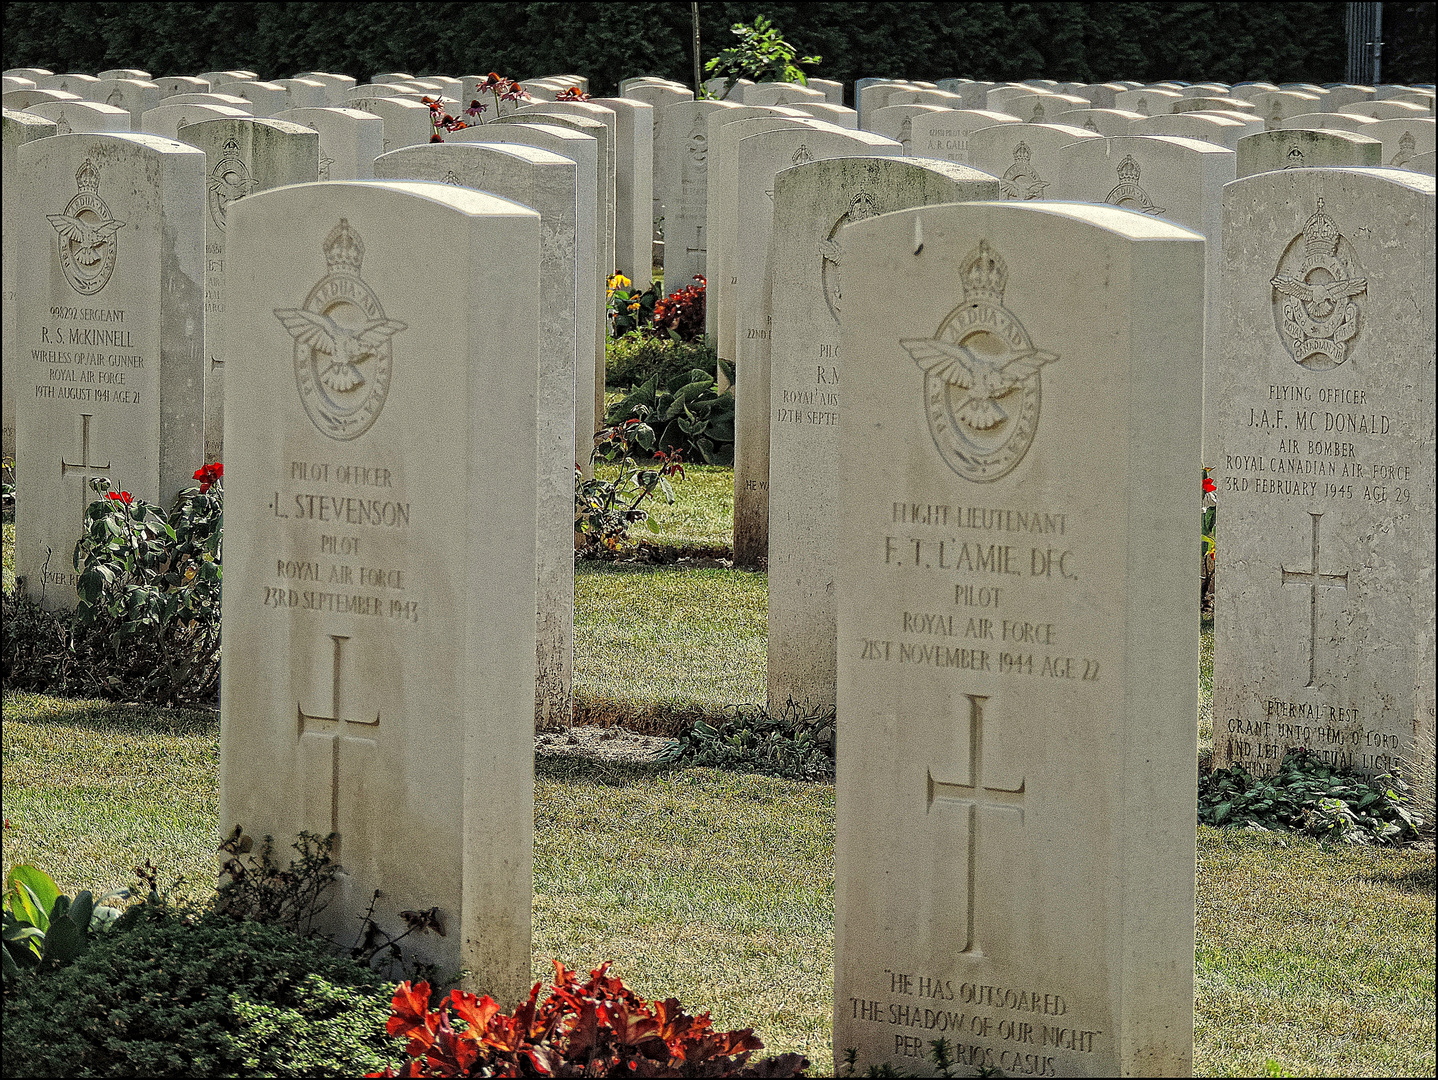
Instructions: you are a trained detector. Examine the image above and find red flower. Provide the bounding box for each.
[193,462,223,493]
[430,133,443,142]
[106,491,133,505]
[1203,477,1216,494]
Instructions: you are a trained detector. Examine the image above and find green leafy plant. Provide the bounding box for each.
[2,902,400,1078]
[704,14,821,100]
[575,421,686,551]
[604,365,735,465]
[65,466,222,703]
[1199,748,1422,844]
[608,332,716,390]
[2,864,129,978]
[369,961,808,1078]
[658,698,836,781]
[1,455,14,518]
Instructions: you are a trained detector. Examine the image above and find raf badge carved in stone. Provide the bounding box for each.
[999,142,1049,200]
[1271,199,1367,370]
[901,241,1058,482]
[208,138,256,231]
[275,219,407,441]
[819,191,877,323]
[1105,154,1165,215]
[47,159,125,296]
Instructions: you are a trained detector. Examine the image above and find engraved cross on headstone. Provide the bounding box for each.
[927,693,1026,957]
[60,413,111,524]
[297,634,379,858]
[1281,512,1348,688]
[685,224,705,257]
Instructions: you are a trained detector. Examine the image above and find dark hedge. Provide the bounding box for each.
[5,3,1431,100]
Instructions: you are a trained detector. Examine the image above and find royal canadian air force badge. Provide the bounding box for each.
[1270,198,1366,370]
[47,159,125,296]
[275,219,407,441]
[900,241,1058,482]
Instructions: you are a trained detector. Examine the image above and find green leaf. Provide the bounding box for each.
[6,866,60,931]
[40,911,86,965]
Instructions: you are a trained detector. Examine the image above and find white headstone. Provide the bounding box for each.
[785,102,859,128]
[867,104,951,153]
[92,78,162,129]
[1049,134,1236,459]
[3,108,58,460]
[834,199,1205,1076]
[620,82,692,240]
[345,95,434,153]
[906,109,1021,165]
[217,80,293,117]
[275,106,385,180]
[966,123,1100,199]
[1051,108,1143,137]
[3,88,81,111]
[766,155,1000,711]
[658,100,742,293]
[1111,87,1182,116]
[15,132,206,608]
[293,72,358,105]
[590,98,654,283]
[493,112,612,434]
[1235,128,1383,176]
[41,73,104,99]
[704,108,813,361]
[1211,167,1435,779]
[1128,111,1252,150]
[154,76,212,98]
[24,100,130,134]
[455,122,600,461]
[177,116,320,460]
[139,103,250,139]
[1360,116,1436,169]
[219,178,539,1004]
[1338,100,1430,121]
[732,125,901,567]
[375,143,578,727]
[162,92,256,113]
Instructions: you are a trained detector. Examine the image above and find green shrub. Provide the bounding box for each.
[657,698,836,782]
[607,333,718,390]
[605,366,735,466]
[1199,748,1423,844]
[2,903,400,1078]
[1,469,222,705]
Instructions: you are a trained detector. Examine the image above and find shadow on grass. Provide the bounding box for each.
[1365,853,1437,895]
[536,752,679,788]
[1,692,216,738]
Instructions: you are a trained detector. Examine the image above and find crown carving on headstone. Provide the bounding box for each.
[1287,145,1306,166]
[1012,141,1032,163]
[222,138,240,155]
[1116,154,1142,183]
[1399,130,1415,151]
[792,143,814,165]
[1301,198,1339,256]
[960,240,1008,301]
[75,159,101,193]
[323,218,365,274]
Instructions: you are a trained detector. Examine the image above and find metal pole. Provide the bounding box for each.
[692,3,702,94]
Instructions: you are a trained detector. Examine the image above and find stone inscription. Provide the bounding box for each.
[776,357,840,426]
[31,306,144,406]
[857,502,1100,681]
[847,968,1102,1075]
[260,458,418,624]
[1221,383,1410,504]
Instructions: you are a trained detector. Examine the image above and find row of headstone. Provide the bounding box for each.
[5,62,1434,1078]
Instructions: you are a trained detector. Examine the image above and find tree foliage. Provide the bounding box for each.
[7,3,1429,99]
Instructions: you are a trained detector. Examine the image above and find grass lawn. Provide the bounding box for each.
[3,479,1434,1076]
